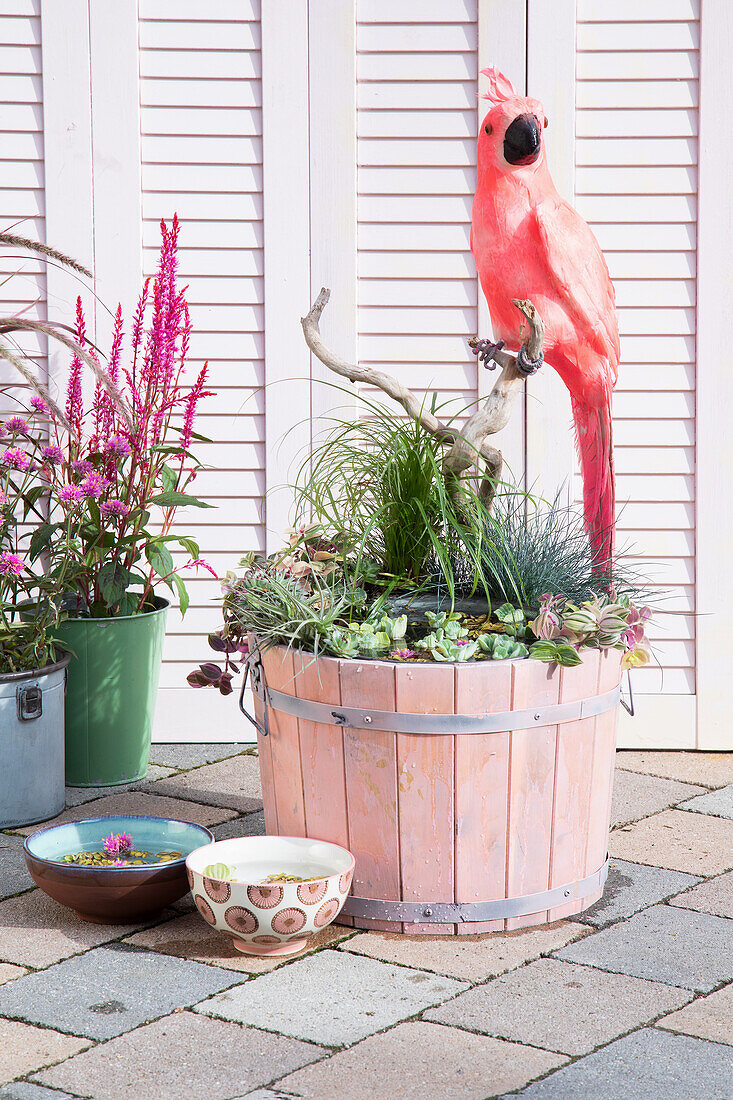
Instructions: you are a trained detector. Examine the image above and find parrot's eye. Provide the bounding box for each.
[544,117,549,128]
[484,124,492,135]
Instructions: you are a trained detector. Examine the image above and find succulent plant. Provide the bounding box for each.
[477,633,529,660]
[529,640,583,667]
[493,602,528,636]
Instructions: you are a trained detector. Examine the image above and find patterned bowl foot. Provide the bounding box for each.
[230,935,309,957]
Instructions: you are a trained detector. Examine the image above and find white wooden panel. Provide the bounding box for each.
[139,0,266,738]
[696,0,732,748]
[308,0,358,430]
[576,0,699,737]
[526,0,576,506]
[261,0,310,550]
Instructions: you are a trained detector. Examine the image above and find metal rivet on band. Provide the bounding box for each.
[423,908,433,917]
[534,713,541,721]
[364,715,372,724]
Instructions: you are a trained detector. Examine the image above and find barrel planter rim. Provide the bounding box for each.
[248,640,623,935]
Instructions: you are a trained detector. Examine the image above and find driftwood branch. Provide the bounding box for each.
[301,287,544,508]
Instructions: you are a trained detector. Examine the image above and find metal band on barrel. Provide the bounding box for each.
[341,859,609,923]
[254,682,620,735]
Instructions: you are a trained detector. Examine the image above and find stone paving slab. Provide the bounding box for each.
[578,858,701,928]
[339,921,590,982]
[273,1020,566,1100]
[500,1027,733,1099]
[657,981,733,1046]
[0,841,33,901]
[0,889,159,969]
[196,948,468,1048]
[36,1011,322,1100]
[615,750,733,788]
[609,808,733,876]
[609,769,705,827]
[0,965,25,985]
[63,765,176,807]
[212,810,265,841]
[0,943,241,1040]
[669,869,733,919]
[150,755,262,813]
[149,743,253,770]
[679,782,733,820]
[556,904,733,992]
[0,1082,82,1099]
[425,957,690,1056]
[124,910,354,974]
[0,1018,88,1088]
[12,791,237,836]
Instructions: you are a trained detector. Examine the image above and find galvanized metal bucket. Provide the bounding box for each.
[0,653,70,829]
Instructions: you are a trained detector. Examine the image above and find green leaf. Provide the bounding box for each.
[97,561,133,606]
[28,523,57,561]
[148,491,213,509]
[160,465,177,494]
[176,536,200,560]
[170,572,189,617]
[555,643,583,667]
[145,540,174,577]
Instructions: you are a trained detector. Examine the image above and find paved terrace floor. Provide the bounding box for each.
[0,745,731,1099]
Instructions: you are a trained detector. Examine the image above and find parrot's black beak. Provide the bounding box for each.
[504,113,542,165]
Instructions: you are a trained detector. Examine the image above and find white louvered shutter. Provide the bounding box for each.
[575,0,699,744]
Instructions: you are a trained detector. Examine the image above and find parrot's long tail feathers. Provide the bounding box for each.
[571,398,615,568]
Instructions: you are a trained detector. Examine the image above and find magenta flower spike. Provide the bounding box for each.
[117,832,133,853]
[65,296,85,438]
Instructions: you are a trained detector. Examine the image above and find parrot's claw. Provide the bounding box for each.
[470,337,505,370]
[516,345,544,377]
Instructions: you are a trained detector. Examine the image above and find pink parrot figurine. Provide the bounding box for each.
[471,67,619,565]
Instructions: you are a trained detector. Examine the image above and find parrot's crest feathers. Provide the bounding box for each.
[480,67,516,104]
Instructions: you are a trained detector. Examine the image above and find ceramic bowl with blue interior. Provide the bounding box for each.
[24,815,213,923]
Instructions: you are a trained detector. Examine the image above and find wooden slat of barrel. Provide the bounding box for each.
[546,650,601,922]
[396,663,455,934]
[293,649,349,850]
[584,648,624,899]
[505,659,560,930]
[260,646,306,837]
[340,660,402,932]
[454,660,513,934]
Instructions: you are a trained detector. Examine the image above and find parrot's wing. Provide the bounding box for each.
[532,197,620,383]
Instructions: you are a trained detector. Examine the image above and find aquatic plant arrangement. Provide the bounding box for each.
[57,830,183,867]
[0,219,214,673]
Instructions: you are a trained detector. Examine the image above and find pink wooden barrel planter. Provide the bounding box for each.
[243,643,623,934]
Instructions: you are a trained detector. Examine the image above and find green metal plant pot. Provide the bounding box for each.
[57,597,169,787]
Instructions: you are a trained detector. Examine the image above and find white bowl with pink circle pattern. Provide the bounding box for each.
[186,835,355,957]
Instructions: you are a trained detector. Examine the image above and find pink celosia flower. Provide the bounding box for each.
[117,832,132,852]
[3,417,29,435]
[179,363,210,456]
[0,492,7,505]
[41,445,63,465]
[104,435,131,460]
[59,484,85,503]
[0,552,24,577]
[100,499,130,518]
[185,558,218,579]
[80,473,108,499]
[112,860,128,868]
[65,297,85,438]
[29,396,49,414]
[455,638,469,646]
[0,448,29,471]
[392,648,415,660]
